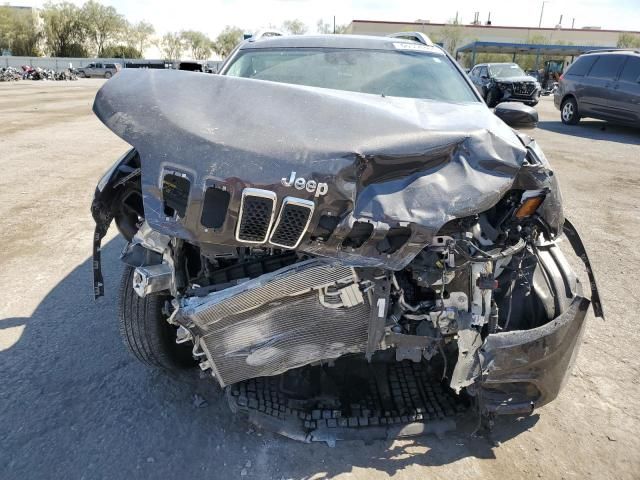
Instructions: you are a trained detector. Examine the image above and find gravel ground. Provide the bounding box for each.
[1,79,639,480]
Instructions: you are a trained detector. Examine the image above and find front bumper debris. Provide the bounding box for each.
[478,295,590,415]
[226,293,590,443]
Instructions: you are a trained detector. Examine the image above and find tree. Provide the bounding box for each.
[316,18,347,34]
[101,44,141,58]
[158,32,184,61]
[282,19,307,35]
[0,6,41,56]
[82,0,125,57]
[213,25,243,58]
[617,32,640,48]
[181,30,212,60]
[41,2,88,57]
[440,19,464,55]
[125,21,155,57]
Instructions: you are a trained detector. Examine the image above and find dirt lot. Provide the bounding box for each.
[1,79,639,480]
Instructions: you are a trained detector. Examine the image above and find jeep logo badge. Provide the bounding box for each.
[281,171,328,198]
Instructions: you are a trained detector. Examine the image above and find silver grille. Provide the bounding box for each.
[236,188,276,244]
[180,260,371,386]
[269,197,314,249]
[513,82,535,95]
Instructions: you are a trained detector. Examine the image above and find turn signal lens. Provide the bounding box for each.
[515,196,545,218]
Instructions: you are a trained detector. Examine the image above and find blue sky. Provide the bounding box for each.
[15,0,640,36]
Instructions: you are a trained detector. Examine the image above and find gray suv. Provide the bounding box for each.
[78,62,121,79]
[554,49,640,127]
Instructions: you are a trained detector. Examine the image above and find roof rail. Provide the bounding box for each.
[584,48,640,54]
[387,31,434,46]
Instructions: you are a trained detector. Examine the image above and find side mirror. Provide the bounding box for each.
[480,75,489,80]
[494,102,538,129]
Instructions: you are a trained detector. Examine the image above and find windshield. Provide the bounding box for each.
[489,64,526,78]
[224,47,478,103]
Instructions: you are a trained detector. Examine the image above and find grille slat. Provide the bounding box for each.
[236,189,276,243]
[513,82,535,96]
[270,197,314,249]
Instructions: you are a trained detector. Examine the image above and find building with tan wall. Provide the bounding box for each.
[347,19,639,50]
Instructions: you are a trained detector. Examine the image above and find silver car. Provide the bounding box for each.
[78,62,121,79]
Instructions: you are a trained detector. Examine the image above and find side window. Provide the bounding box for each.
[105,63,115,69]
[587,55,626,80]
[87,63,95,68]
[565,56,597,76]
[620,57,640,83]
[95,62,103,69]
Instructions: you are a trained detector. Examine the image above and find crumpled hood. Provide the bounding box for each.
[93,69,529,268]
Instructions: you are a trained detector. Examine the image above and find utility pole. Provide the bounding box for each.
[333,16,336,34]
[571,18,575,29]
[538,1,549,28]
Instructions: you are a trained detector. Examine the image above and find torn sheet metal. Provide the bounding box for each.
[93,69,529,269]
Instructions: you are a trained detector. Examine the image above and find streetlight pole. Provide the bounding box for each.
[538,1,549,28]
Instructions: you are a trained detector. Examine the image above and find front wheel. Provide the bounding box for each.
[104,71,112,79]
[561,97,580,125]
[118,266,196,372]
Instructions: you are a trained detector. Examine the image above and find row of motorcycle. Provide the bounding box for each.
[0,66,79,82]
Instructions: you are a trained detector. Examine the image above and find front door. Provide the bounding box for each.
[581,54,627,119]
[608,56,640,125]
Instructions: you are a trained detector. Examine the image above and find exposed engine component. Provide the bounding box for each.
[178,260,372,386]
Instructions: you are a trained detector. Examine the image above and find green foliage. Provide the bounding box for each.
[125,21,154,58]
[527,34,550,44]
[282,19,307,35]
[213,25,243,58]
[181,30,212,60]
[41,2,88,57]
[158,32,184,61]
[0,6,41,56]
[440,19,464,55]
[617,32,640,48]
[316,19,347,34]
[81,0,125,56]
[101,44,141,58]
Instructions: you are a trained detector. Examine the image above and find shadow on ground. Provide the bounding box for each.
[537,119,640,145]
[0,237,538,479]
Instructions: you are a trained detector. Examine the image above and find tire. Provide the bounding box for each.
[104,71,112,79]
[118,265,195,372]
[561,97,580,125]
[485,89,499,108]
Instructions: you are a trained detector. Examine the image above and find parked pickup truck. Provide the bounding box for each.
[78,62,121,79]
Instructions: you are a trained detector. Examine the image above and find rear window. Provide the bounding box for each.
[225,47,478,103]
[565,56,597,76]
[620,56,640,83]
[587,55,626,80]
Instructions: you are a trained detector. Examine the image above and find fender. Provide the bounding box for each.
[91,148,140,298]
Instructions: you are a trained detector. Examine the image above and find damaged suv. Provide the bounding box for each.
[92,35,602,443]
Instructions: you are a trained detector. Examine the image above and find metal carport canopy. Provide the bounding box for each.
[456,41,613,57]
[456,41,614,69]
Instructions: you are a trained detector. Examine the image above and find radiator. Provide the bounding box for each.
[180,260,372,386]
